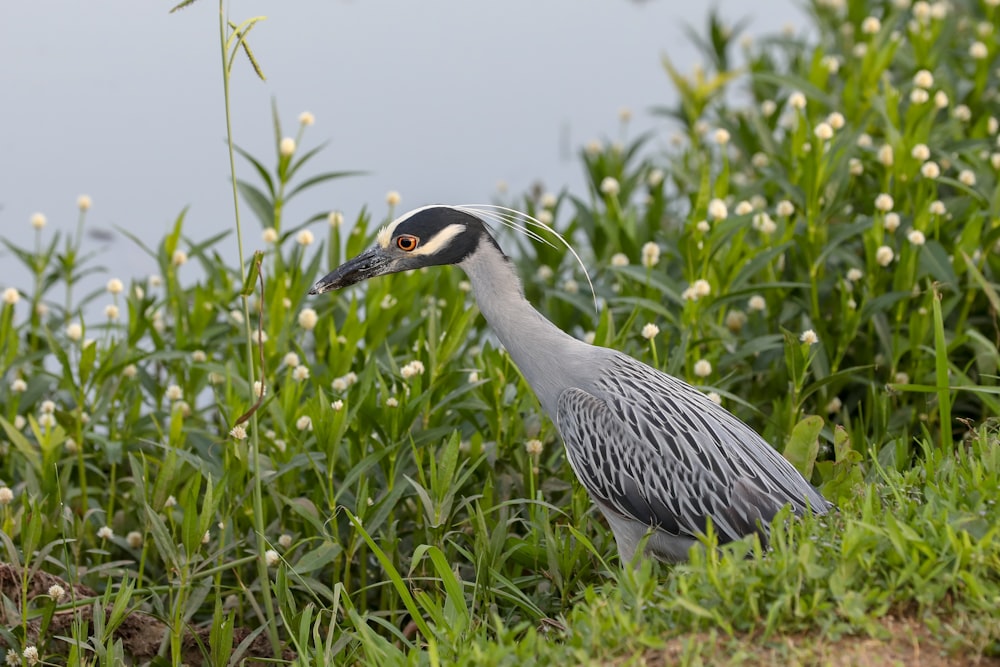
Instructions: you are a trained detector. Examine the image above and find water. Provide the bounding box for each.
[0,0,802,297]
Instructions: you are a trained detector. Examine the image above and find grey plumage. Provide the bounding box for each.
[311,205,834,563]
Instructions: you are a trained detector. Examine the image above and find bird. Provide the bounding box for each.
[310,204,833,563]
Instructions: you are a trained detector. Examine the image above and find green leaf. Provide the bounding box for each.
[783,415,823,478]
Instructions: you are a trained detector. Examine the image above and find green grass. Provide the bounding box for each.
[1,0,999,664]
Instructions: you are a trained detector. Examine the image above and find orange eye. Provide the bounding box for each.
[396,235,419,251]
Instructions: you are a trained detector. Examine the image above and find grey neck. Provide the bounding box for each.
[459,240,587,416]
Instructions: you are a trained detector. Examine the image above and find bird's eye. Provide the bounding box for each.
[396,235,419,252]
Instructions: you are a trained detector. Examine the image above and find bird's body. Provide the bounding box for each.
[311,205,833,563]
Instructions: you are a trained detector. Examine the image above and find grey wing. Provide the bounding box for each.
[556,354,831,543]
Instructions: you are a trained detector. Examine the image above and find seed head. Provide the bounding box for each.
[30,213,46,229]
[907,229,926,246]
[298,111,315,126]
[788,91,807,110]
[707,198,728,220]
[814,122,834,140]
[748,295,767,311]
[386,190,401,206]
[97,525,114,540]
[230,425,248,440]
[800,329,819,345]
[262,227,278,244]
[970,41,988,59]
[77,194,92,211]
[296,415,313,431]
[874,193,894,212]
[2,287,19,305]
[876,245,895,266]
[298,307,318,330]
[599,177,620,196]
[958,169,976,186]
[641,323,659,340]
[693,360,712,377]
[279,137,296,157]
[641,242,660,268]
[861,16,881,34]
[66,323,83,341]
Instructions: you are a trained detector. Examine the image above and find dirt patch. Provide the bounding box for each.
[0,562,294,665]
[649,615,1000,667]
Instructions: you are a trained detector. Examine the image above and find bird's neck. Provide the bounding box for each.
[459,240,585,416]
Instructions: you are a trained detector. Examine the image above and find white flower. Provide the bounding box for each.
[894,371,910,385]
[38,413,56,429]
[563,279,579,294]
[876,245,895,267]
[106,278,124,295]
[725,310,747,333]
[292,365,310,381]
[265,549,280,567]
[77,194,92,211]
[788,91,807,110]
[913,69,934,89]
[230,424,247,440]
[253,381,266,398]
[192,350,207,363]
[706,392,722,405]
[825,397,843,413]
[958,169,976,186]
[910,88,929,105]
[328,211,344,228]
[861,16,881,34]
[331,399,344,411]
[800,329,819,345]
[40,400,56,414]
[2,287,18,305]
[641,323,660,340]
[66,323,83,341]
[0,487,13,505]
[751,152,769,168]
[920,161,940,179]
[30,213,46,229]
[279,137,296,157]
[877,144,894,166]
[970,41,988,59]
[296,229,314,246]
[385,397,399,408]
[172,249,188,266]
[165,384,183,401]
[48,584,66,600]
[298,111,315,126]
[849,157,864,175]
[826,112,845,129]
[911,144,930,161]
[907,229,926,246]
[525,439,544,456]
[21,646,39,666]
[748,295,767,312]
[734,200,753,216]
[278,533,293,549]
[989,116,999,134]
[104,304,119,320]
[682,279,712,301]
[874,193,894,212]
[126,531,144,548]
[929,200,946,215]
[707,198,728,220]
[10,378,27,393]
[401,360,426,379]
[641,242,660,268]
[696,220,710,233]
[814,122,834,141]
[296,415,313,431]
[599,177,620,196]
[885,213,900,231]
[761,99,777,117]
[693,360,712,377]
[857,133,873,148]
[97,525,114,540]
[992,153,1000,170]
[752,213,776,234]
[953,104,972,122]
[164,495,177,508]
[610,252,629,267]
[13,415,26,430]
[262,227,278,244]
[647,168,665,187]
[822,55,841,74]
[253,329,268,345]
[713,128,731,145]
[298,308,318,330]
[536,210,553,225]
[386,191,401,206]
[583,331,596,344]
[123,364,138,379]
[934,91,949,109]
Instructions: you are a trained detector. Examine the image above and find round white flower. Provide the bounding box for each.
[10,378,27,393]
[761,100,777,117]
[331,399,344,411]
[849,158,864,175]
[641,323,659,340]
[610,252,629,267]
[910,144,930,161]
[106,278,124,295]
[713,128,731,145]
[647,168,665,187]
[641,242,660,268]
[708,198,728,220]
[825,397,843,413]
[292,365,310,381]
[929,200,946,215]
[265,549,280,567]
[693,360,712,377]
[30,213,46,229]
[296,415,313,431]
[296,229,314,246]
[934,91,949,109]
[846,268,863,282]
[279,137,296,157]
[298,111,315,126]
[104,304,120,320]
[599,177,620,196]
[788,91,807,110]
[913,69,934,89]
[775,200,795,217]
[262,227,279,244]
[953,105,972,122]
[48,584,66,600]
[910,88,929,105]
[800,329,819,345]
[958,169,976,186]
[525,439,544,456]
[97,525,114,540]
[386,191,401,206]
[123,364,138,379]
[126,531,144,548]
[734,201,753,216]
[66,323,83,341]
[298,308,318,331]
[385,397,399,408]
[920,161,940,179]
[253,381,266,398]
[696,220,710,233]
[172,249,188,266]
[814,122,834,141]
[0,487,13,505]
[826,112,845,129]
[874,193,894,212]
[970,41,988,59]
[907,229,926,246]
[861,16,881,34]
[230,425,248,440]
[877,144,894,166]
[166,384,183,401]
[328,211,344,228]
[876,245,895,267]
[748,295,767,312]
[563,279,579,294]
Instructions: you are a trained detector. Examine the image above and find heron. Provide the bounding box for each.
[310,204,833,563]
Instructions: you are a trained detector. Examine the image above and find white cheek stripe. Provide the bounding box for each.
[376,204,441,248]
[412,223,465,256]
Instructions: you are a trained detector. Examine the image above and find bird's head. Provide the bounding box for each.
[309,205,494,294]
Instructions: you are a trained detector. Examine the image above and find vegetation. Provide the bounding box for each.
[1,0,999,664]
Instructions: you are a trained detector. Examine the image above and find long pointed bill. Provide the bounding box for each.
[309,247,393,294]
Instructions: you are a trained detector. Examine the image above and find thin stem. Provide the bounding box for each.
[218,0,280,656]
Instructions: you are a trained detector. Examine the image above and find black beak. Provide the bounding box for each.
[309,247,393,294]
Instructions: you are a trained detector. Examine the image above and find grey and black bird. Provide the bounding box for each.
[310,205,833,563]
